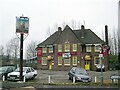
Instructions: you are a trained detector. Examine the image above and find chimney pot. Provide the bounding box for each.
[58,27,62,35]
[58,27,62,31]
[81,25,85,29]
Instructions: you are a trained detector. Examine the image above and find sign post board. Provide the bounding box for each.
[16,16,29,34]
[16,16,29,81]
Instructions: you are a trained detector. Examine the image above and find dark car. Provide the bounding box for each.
[0,66,16,80]
[68,67,92,83]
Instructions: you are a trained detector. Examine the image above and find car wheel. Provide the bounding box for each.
[68,75,71,80]
[32,75,36,79]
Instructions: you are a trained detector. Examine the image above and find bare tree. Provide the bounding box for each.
[0,45,4,64]
[0,45,4,56]
[113,28,118,55]
[6,42,12,61]
[26,41,38,60]
[70,19,76,30]
[108,31,114,54]
[9,37,20,59]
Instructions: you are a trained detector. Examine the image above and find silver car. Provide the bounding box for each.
[68,67,92,83]
[7,67,37,81]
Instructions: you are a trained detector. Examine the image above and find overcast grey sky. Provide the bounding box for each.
[0,0,119,49]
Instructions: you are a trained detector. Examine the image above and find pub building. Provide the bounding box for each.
[36,25,109,71]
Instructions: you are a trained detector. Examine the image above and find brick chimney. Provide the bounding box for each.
[58,27,62,35]
[81,25,85,38]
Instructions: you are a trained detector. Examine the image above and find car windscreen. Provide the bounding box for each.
[75,68,88,75]
[0,67,7,72]
[14,68,28,72]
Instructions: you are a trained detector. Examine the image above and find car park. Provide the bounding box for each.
[68,67,92,83]
[96,64,105,72]
[7,67,37,81]
[0,66,16,80]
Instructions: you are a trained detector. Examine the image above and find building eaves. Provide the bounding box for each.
[37,31,59,47]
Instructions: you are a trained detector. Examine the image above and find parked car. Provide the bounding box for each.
[7,67,37,81]
[0,66,16,80]
[96,64,105,72]
[68,67,92,83]
[110,74,120,83]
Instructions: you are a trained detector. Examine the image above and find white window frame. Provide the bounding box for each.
[64,58,70,66]
[73,44,77,52]
[58,56,62,65]
[42,47,47,53]
[58,44,62,52]
[86,45,91,52]
[95,45,100,52]
[49,47,53,53]
[65,44,70,52]
[42,57,47,65]
[72,56,77,66]
[94,56,101,65]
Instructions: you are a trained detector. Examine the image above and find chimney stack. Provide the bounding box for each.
[81,25,85,38]
[58,27,62,35]
[105,25,108,45]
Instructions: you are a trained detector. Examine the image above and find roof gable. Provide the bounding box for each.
[55,25,81,44]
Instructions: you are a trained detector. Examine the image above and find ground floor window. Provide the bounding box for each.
[58,56,62,65]
[94,56,101,65]
[72,56,77,66]
[64,58,70,66]
[42,57,47,65]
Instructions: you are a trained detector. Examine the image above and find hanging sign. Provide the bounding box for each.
[16,16,29,34]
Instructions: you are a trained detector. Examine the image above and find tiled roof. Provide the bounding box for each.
[37,25,106,47]
[73,29,106,44]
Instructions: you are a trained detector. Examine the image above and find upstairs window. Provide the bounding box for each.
[58,44,62,52]
[86,45,91,52]
[95,45,100,52]
[65,44,70,52]
[72,44,77,52]
[42,47,47,53]
[49,47,53,53]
